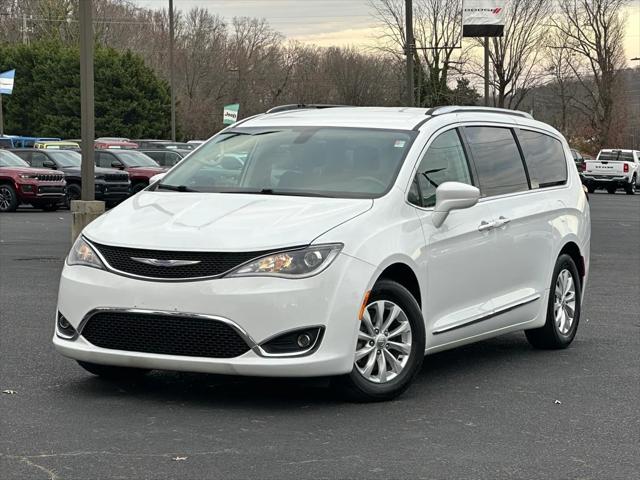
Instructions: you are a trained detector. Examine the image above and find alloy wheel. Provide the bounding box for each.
[554,269,576,335]
[0,186,12,210]
[355,300,412,384]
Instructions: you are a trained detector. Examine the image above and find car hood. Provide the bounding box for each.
[83,192,373,251]
[61,166,125,176]
[0,166,59,176]
[125,166,167,176]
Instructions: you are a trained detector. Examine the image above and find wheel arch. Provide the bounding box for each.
[558,241,585,286]
[374,262,422,308]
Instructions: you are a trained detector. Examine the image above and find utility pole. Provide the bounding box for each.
[0,94,3,137]
[22,15,28,44]
[169,0,176,141]
[72,0,103,241]
[80,0,95,201]
[484,37,490,106]
[405,0,414,107]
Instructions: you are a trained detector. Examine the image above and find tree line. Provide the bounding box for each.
[0,0,635,151]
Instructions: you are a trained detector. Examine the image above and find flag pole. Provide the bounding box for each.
[0,94,3,136]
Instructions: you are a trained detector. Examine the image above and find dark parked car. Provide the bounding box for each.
[95,150,166,193]
[0,150,66,212]
[571,149,587,175]
[11,149,131,207]
[139,149,190,168]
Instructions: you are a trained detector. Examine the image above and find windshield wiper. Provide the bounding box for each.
[157,183,198,192]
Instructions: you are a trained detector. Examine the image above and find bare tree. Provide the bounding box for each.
[468,0,551,109]
[551,0,629,149]
[369,0,466,106]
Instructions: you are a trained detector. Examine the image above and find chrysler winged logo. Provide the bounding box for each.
[130,257,201,268]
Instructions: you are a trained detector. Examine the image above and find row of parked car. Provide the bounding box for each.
[572,148,640,195]
[0,136,204,212]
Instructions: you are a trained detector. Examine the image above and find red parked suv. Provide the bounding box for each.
[0,150,66,212]
[95,150,166,193]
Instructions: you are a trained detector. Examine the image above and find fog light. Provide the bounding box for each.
[297,333,312,348]
[260,327,324,356]
[56,312,77,339]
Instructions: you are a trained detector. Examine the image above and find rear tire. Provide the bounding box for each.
[525,254,581,350]
[0,184,18,212]
[625,177,636,195]
[587,186,596,194]
[333,279,425,402]
[77,361,150,380]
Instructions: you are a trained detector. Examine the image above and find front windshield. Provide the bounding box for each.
[47,150,82,167]
[0,150,29,167]
[116,151,160,167]
[157,127,417,198]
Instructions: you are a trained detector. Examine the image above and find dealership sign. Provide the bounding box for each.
[223,103,240,125]
[462,0,505,37]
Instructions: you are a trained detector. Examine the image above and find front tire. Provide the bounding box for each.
[132,182,147,194]
[65,184,81,208]
[334,279,425,402]
[0,184,19,212]
[525,254,581,349]
[77,361,150,380]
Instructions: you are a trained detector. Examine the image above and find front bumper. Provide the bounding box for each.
[54,253,375,377]
[18,182,66,203]
[95,182,131,202]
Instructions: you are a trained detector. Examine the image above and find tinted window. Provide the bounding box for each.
[598,151,635,162]
[30,152,49,168]
[97,152,116,168]
[160,127,417,198]
[519,130,567,188]
[411,129,472,207]
[465,127,529,197]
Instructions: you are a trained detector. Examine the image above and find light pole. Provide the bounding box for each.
[169,0,176,141]
[73,0,104,241]
[405,0,414,107]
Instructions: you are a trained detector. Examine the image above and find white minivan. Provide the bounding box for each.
[54,106,591,401]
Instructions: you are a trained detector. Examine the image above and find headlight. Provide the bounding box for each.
[226,244,342,278]
[19,173,37,179]
[67,236,105,270]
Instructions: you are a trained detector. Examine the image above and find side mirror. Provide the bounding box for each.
[42,160,56,169]
[432,182,480,228]
[111,161,124,169]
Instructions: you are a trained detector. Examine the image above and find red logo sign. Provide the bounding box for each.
[492,7,503,14]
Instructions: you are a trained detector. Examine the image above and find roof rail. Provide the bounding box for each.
[425,106,533,120]
[266,104,347,114]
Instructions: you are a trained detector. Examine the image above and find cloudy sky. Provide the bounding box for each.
[133,0,640,61]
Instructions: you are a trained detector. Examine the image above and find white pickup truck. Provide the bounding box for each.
[583,149,640,195]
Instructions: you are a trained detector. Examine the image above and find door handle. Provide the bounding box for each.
[478,220,495,232]
[494,216,511,228]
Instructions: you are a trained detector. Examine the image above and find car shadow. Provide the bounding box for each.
[60,332,549,409]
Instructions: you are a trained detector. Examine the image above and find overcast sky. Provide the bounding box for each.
[133,0,640,60]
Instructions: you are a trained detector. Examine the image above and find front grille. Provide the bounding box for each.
[36,174,64,182]
[81,311,251,358]
[105,174,129,182]
[91,242,281,279]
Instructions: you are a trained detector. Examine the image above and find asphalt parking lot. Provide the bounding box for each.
[1,193,638,480]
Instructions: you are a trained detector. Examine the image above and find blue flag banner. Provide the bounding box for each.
[0,70,15,95]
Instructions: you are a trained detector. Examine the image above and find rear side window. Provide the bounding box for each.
[519,130,567,188]
[465,127,529,197]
